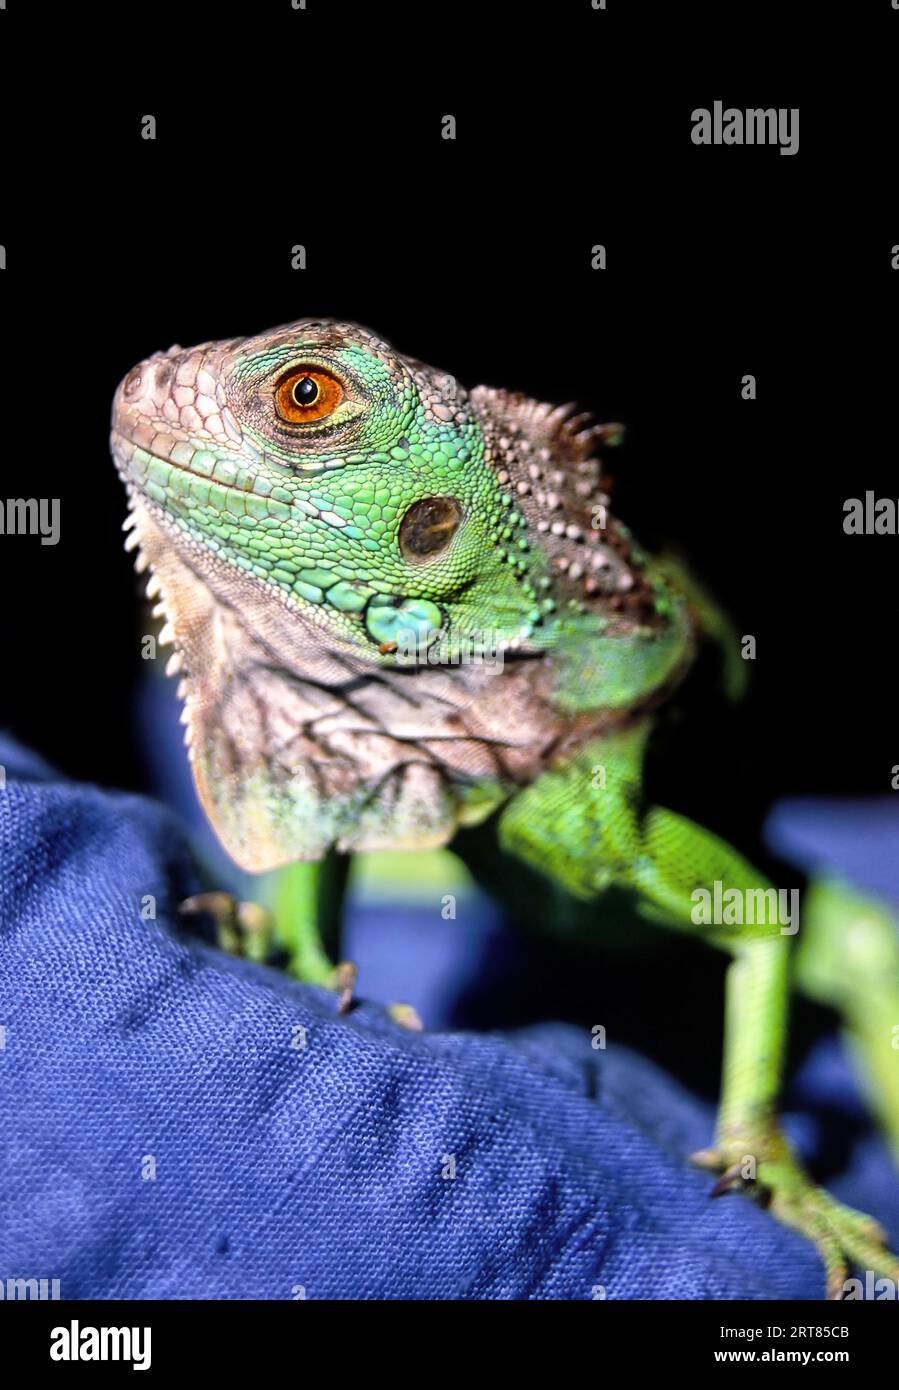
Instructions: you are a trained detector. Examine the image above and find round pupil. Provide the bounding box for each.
[292,375,319,406]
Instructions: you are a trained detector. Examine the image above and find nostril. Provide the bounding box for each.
[123,370,142,398]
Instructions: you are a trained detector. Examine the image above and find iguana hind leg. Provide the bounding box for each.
[498,726,899,1298]
[797,877,899,1164]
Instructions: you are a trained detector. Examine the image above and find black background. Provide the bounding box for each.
[1,1,897,831]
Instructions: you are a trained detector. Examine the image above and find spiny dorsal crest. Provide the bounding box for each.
[471,387,662,630]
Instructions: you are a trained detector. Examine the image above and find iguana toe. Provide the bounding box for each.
[691,1133,899,1299]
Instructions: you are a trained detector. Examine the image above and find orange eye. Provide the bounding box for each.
[275,367,343,423]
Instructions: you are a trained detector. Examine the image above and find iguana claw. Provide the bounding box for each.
[690,1131,899,1299]
[332,961,357,1015]
[387,1003,424,1031]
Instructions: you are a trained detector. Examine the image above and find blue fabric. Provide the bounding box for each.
[1,730,897,1300]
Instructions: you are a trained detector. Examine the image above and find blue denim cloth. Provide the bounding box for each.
[0,730,896,1300]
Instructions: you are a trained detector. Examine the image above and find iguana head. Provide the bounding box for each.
[112,319,693,870]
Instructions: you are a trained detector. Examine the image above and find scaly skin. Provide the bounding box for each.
[111,319,899,1297]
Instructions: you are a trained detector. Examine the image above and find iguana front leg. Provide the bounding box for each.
[498,724,899,1298]
[261,852,350,988]
[264,855,360,1012]
[258,853,422,1027]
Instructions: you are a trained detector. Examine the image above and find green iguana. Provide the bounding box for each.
[111,318,899,1297]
